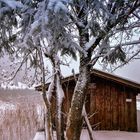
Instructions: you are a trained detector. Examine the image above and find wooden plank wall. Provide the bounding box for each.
[87,77,137,131]
[52,76,138,132]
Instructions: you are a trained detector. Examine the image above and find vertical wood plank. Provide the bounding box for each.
[130,90,137,131]
[124,89,130,131]
[111,84,118,130]
[99,80,104,130]
[119,88,125,131]
[94,79,101,130]
[105,80,111,130]
[89,88,96,126]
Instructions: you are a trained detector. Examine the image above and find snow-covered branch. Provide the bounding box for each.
[112,48,140,72]
[110,39,140,48]
[6,52,30,82]
[0,0,23,9]
[87,0,140,53]
[85,37,97,51]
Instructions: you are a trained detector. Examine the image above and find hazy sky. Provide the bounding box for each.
[0,55,140,88]
[61,58,140,83]
[115,59,140,83]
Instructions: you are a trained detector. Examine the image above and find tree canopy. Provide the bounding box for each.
[0,0,140,140]
[0,0,140,70]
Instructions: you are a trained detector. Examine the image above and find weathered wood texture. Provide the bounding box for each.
[62,74,138,132]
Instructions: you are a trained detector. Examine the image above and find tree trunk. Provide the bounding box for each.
[66,56,91,140]
[53,56,65,140]
[43,100,53,140]
[56,100,65,140]
[55,83,65,140]
[38,47,53,140]
[41,70,53,140]
[66,4,91,137]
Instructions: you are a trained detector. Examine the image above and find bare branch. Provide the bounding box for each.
[132,12,140,20]
[88,110,99,119]
[82,105,96,140]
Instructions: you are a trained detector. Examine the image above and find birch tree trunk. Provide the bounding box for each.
[43,95,53,140]
[56,97,65,140]
[39,48,53,140]
[55,75,65,140]
[52,55,65,140]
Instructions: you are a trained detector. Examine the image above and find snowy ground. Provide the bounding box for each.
[33,130,140,140]
[90,130,140,140]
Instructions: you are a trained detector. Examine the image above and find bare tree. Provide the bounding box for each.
[0,0,140,140]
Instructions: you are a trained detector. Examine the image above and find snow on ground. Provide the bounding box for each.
[0,101,17,125]
[33,130,140,140]
[1,81,34,89]
[81,130,140,140]
[92,131,140,140]
[0,101,16,111]
[33,131,45,140]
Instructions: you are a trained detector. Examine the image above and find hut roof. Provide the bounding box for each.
[36,69,140,92]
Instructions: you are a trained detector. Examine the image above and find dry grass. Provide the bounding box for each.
[0,89,45,140]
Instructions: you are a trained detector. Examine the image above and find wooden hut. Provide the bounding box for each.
[36,69,140,132]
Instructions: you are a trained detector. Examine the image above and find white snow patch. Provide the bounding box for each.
[33,131,45,140]
[46,76,55,101]
[56,75,64,105]
[0,101,16,124]
[0,0,23,9]
[54,1,68,13]
[137,101,140,110]
[85,37,97,50]
[1,82,31,90]
[31,20,39,31]
[0,101,16,111]
[48,0,69,12]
